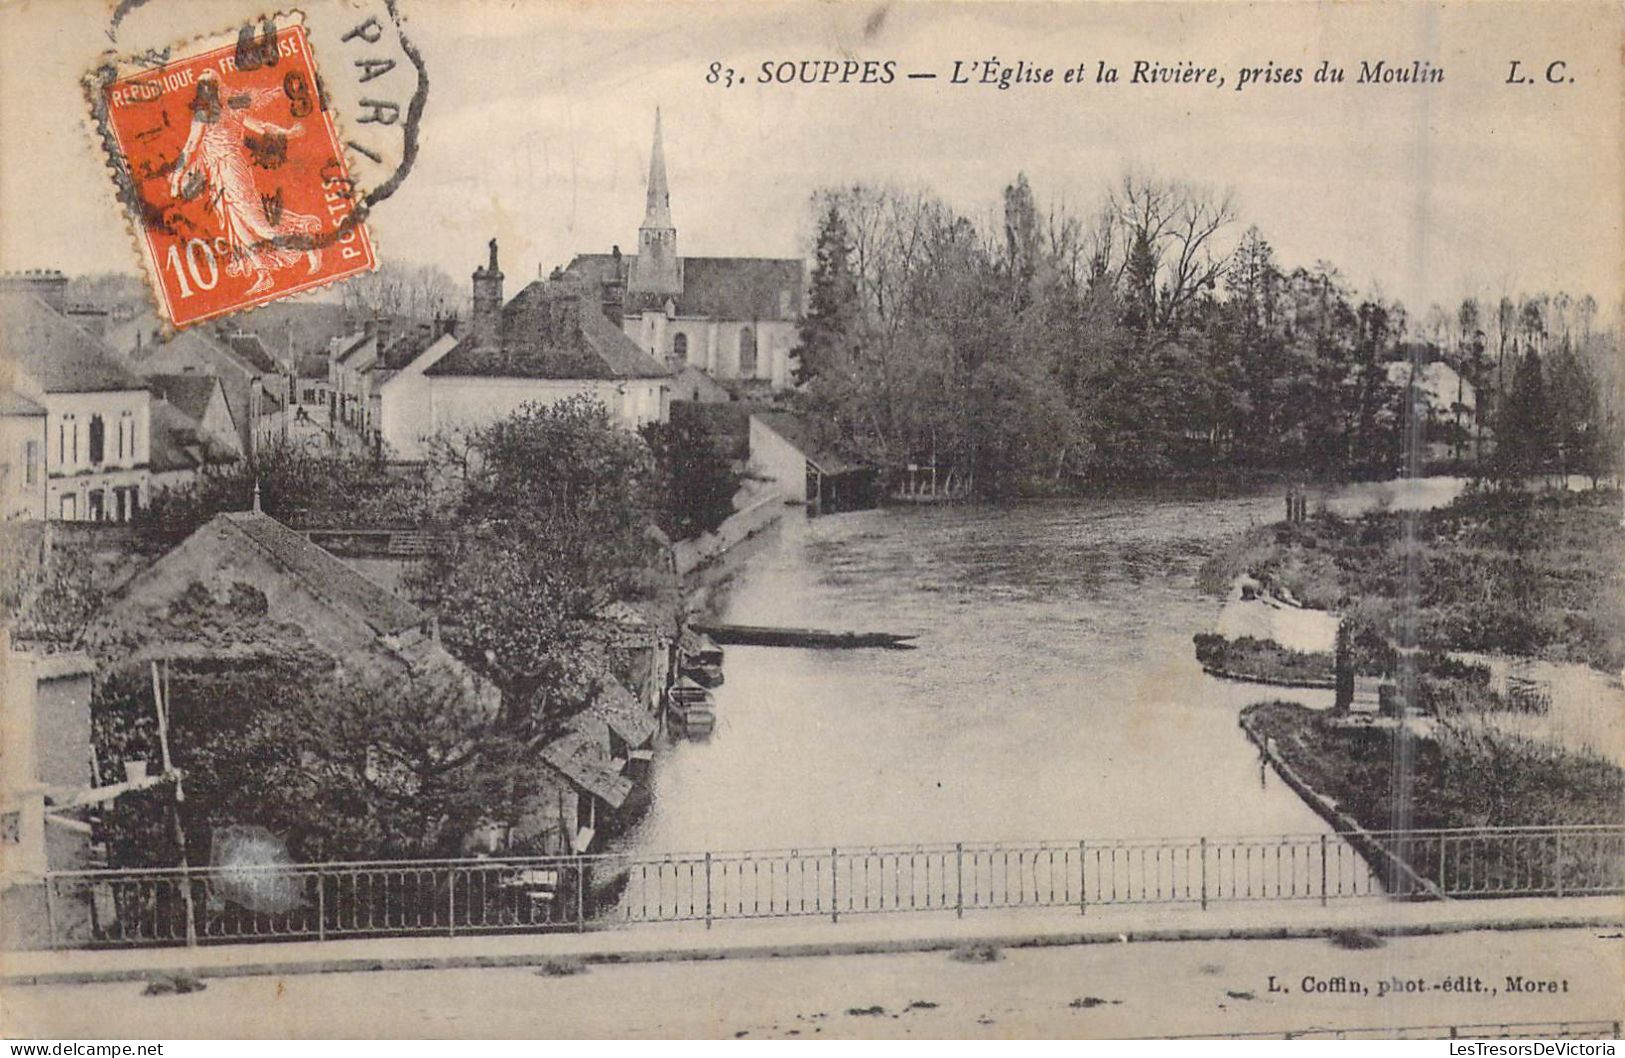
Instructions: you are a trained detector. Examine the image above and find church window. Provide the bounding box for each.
[672,333,688,366]
[88,415,105,465]
[739,327,757,377]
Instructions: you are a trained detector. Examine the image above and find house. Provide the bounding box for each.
[749,411,876,515]
[112,312,286,458]
[329,327,376,439]
[88,507,469,678]
[146,374,242,459]
[375,242,671,463]
[0,388,47,521]
[0,289,152,522]
[147,396,240,494]
[566,111,805,390]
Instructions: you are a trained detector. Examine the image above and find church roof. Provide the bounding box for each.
[0,290,146,394]
[426,278,670,381]
[568,254,804,322]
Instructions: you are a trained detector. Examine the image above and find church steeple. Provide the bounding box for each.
[642,107,673,230]
[630,108,681,297]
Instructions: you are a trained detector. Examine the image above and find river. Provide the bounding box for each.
[617,479,1467,855]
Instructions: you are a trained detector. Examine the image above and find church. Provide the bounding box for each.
[568,112,805,392]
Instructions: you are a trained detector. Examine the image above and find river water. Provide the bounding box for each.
[617,480,1467,856]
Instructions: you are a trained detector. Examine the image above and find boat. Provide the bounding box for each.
[689,622,918,650]
[666,677,716,738]
[678,629,725,688]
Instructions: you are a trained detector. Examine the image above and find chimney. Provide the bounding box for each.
[373,314,394,355]
[601,245,626,327]
[471,238,504,354]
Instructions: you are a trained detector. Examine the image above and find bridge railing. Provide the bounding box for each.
[33,825,1623,949]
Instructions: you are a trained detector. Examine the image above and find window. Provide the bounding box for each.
[24,441,37,486]
[739,327,757,377]
[88,489,105,522]
[57,420,66,464]
[671,332,688,367]
[88,415,105,465]
[60,494,76,521]
[71,418,78,464]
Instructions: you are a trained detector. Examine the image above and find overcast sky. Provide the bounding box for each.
[2,0,1619,316]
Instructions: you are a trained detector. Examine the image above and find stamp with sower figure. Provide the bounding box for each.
[93,17,376,328]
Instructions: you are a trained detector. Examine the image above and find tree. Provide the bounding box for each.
[794,204,861,384]
[411,396,664,731]
[641,414,740,540]
[1493,347,1553,482]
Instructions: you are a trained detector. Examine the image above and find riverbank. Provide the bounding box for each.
[1201,485,1625,674]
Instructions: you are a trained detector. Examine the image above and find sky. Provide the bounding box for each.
[1,0,1619,317]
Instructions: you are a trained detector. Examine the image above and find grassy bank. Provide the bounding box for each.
[1245,702,1624,831]
[1192,633,1333,687]
[1202,486,1625,673]
[1244,701,1624,894]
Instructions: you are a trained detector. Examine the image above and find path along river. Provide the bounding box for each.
[615,479,1468,855]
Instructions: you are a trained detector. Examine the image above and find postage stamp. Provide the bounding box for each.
[92,18,376,328]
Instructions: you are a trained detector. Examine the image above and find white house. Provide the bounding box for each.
[0,289,151,522]
[375,241,671,463]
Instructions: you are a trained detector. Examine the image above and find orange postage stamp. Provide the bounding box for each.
[94,20,376,328]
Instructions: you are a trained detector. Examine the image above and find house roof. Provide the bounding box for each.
[752,411,860,475]
[216,511,427,636]
[582,679,657,747]
[539,730,633,808]
[0,290,146,394]
[224,333,281,374]
[149,398,240,474]
[426,278,669,381]
[0,387,46,416]
[146,373,221,424]
[569,254,805,321]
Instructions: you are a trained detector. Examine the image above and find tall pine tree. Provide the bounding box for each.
[794,205,861,384]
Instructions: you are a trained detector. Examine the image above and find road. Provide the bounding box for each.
[4,927,1619,1038]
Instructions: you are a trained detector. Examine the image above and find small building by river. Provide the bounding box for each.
[748,411,876,516]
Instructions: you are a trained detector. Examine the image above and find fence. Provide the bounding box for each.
[37,825,1624,949]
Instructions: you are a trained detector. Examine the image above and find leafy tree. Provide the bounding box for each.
[1493,347,1553,481]
[412,395,665,731]
[641,414,740,540]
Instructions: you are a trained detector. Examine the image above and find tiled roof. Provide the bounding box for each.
[219,511,426,636]
[752,411,860,475]
[149,398,239,474]
[0,387,46,416]
[224,333,281,374]
[581,679,657,747]
[0,290,146,394]
[540,730,633,808]
[426,278,669,381]
[569,254,805,321]
[146,373,220,424]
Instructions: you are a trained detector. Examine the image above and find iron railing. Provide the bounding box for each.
[36,825,1624,949]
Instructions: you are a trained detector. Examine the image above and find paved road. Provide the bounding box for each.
[5,927,1619,1038]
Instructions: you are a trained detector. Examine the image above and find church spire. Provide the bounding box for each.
[642,107,673,230]
[630,108,681,296]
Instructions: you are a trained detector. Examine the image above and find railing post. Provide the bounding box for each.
[1078,840,1086,916]
[1200,837,1208,910]
[831,847,839,924]
[1438,832,1448,894]
[316,868,326,941]
[1554,831,1564,897]
[956,842,964,919]
[447,866,456,938]
[704,852,713,929]
[44,875,58,948]
[1320,834,1328,906]
[575,856,586,932]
